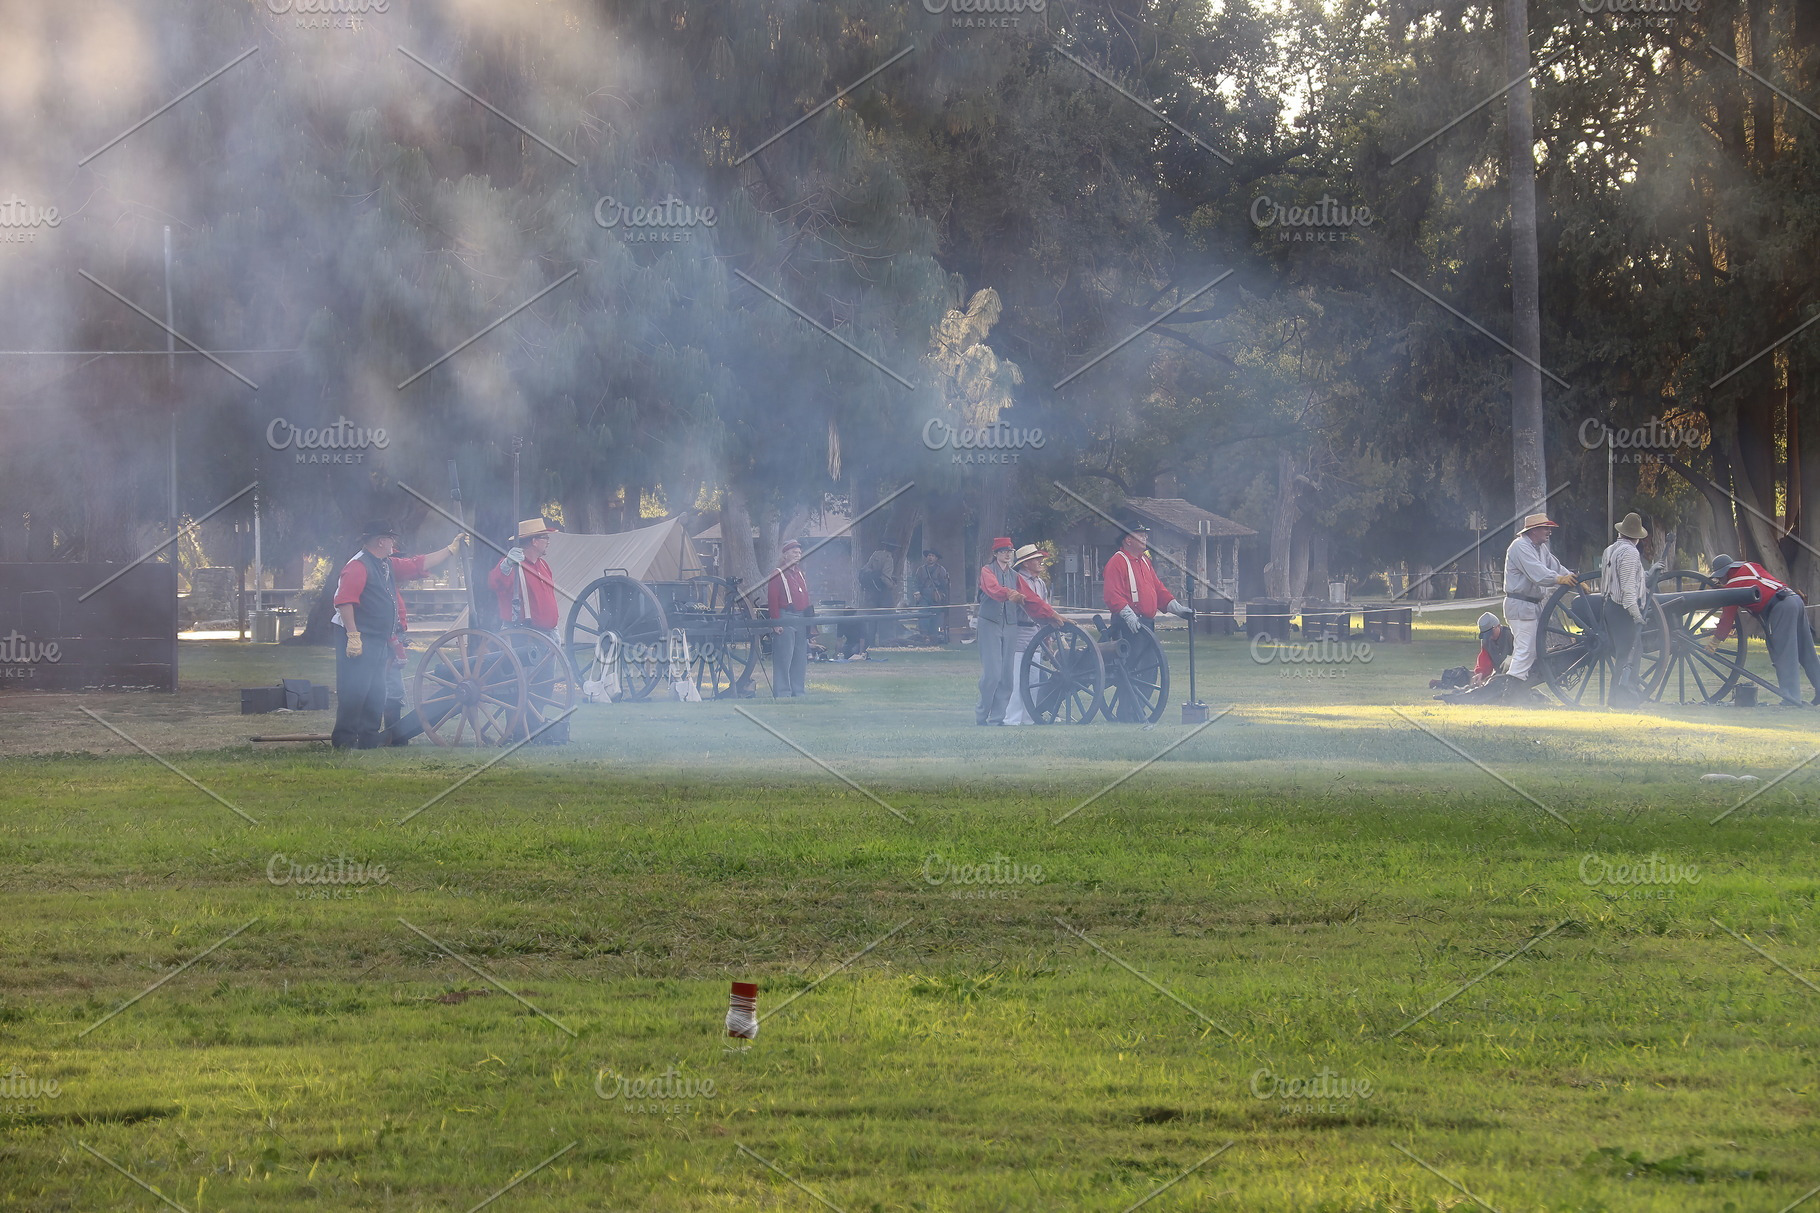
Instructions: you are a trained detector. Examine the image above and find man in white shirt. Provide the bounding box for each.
[1502,512,1579,683]
[1600,512,1649,706]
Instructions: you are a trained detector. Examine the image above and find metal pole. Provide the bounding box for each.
[511,435,523,523]
[252,489,262,618]
[1606,431,1614,538]
[164,226,177,547]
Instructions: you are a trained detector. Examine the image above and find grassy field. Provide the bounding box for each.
[3,614,1818,1211]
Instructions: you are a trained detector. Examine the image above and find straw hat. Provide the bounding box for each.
[1615,512,1648,540]
[1013,543,1046,566]
[1519,513,1558,534]
[516,517,558,539]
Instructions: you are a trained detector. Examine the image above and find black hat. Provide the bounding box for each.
[922,548,941,558]
[1120,517,1152,537]
[359,518,400,542]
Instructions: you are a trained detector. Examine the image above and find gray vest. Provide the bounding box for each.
[977,564,1016,625]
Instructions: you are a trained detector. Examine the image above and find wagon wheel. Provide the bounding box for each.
[1019,621,1104,724]
[1538,579,1609,706]
[1102,624,1170,723]
[413,629,526,747]
[565,574,668,702]
[1653,569,1748,704]
[681,579,762,699]
[500,625,578,734]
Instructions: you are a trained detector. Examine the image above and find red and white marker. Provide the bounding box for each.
[726,981,759,1039]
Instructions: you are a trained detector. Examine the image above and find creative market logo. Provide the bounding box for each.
[266,0,388,30]
[1249,634,1372,680]
[1578,416,1704,465]
[922,854,1045,899]
[0,1066,62,1117]
[1578,853,1700,900]
[921,0,1045,31]
[1579,0,1696,23]
[595,1065,715,1114]
[1250,1067,1372,1115]
[0,197,61,245]
[922,418,1045,467]
[267,853,391,900]
[1251,195,1374,242]
[594,197,717,243]
[267,417,390,465]
[0,630,61,681]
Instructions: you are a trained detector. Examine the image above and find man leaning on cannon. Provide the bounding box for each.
[1703,554,1820,706]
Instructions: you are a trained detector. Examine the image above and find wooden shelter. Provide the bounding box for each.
[1050,497,1255,608]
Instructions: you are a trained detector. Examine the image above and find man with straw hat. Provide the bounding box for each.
[1003,543,1063,725]
[1600,512,1650,707]
[488,517,561,632]
[1502,512,1579,684]
[975,537,1023,725]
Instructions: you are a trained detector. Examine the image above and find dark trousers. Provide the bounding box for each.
[332,629,389,749]
[773,610,810,696]
[1602,600,1643,706]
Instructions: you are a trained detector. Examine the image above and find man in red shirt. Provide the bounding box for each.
[975,537,1024,724]
[1102,519,1194,635]
[1704,554,1820,705]
[766,539,814,697]
[488,518,561,631]
[379,532,466,743]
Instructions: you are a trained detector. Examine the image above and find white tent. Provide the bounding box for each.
[458,517,705,626]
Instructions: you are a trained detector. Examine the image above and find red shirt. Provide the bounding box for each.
[766,565,811,616]
[979,562,1017,602]
[1015,572,1061,625]
[1102,547,1177,617]
[1712,561,1789,642]
[488,556,559,629]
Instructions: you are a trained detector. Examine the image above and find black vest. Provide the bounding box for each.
[977,564,1016,625]
[345,551,397,637]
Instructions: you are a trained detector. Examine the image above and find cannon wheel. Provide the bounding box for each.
[1019,621,1105,724]
[413,629,526,747]
[1538,577,1669,707]
[500,625,578,734]
[1101,624,1171,723]
[679,577,762,699]
[565,574,668,702]
[1653,569,1748,704]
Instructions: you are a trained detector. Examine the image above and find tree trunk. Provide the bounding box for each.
[1798,364,1820,600]
[1266,451,1300,598]
[1506,0,1547,516]
[721,479,761,591]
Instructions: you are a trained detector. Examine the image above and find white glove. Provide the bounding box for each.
[505,546,525,566]
[344,632,364,659]
[1119,606,1142,631]
[1168,601,1194,620]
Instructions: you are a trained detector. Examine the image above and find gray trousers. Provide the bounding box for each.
[1766,593,1820,702]
[773,610,809,696]
[975,616,1018,724]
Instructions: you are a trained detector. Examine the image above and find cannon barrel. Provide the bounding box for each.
[1656,586,1759,615]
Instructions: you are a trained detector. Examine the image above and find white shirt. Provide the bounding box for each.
[1504,535,1570,600]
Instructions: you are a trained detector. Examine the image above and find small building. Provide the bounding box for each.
[1050,496,1255,609]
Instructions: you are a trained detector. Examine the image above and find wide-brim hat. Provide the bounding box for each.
[1014,543,1046,565]
[1615,512,1648,540]
[1710,553,1736,576]
[1519,513,1559,534]
[359,518,400,542]
[516,517,558,540]
[922,549,941,558]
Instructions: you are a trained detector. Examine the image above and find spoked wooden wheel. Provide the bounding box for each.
[565,574,668,702]
[1101,623,1170,723]
[1538,576,1668,706]
[413,629,526,746]
[1653,569,1749,704]
[674,579,762,699]
[500,625,578,734]
[1019,621,1105,724]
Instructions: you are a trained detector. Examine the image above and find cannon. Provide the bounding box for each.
[1535,568,1775,706]
[1017,615,1171,724]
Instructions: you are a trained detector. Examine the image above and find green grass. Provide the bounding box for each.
[2,625,1818,1211]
